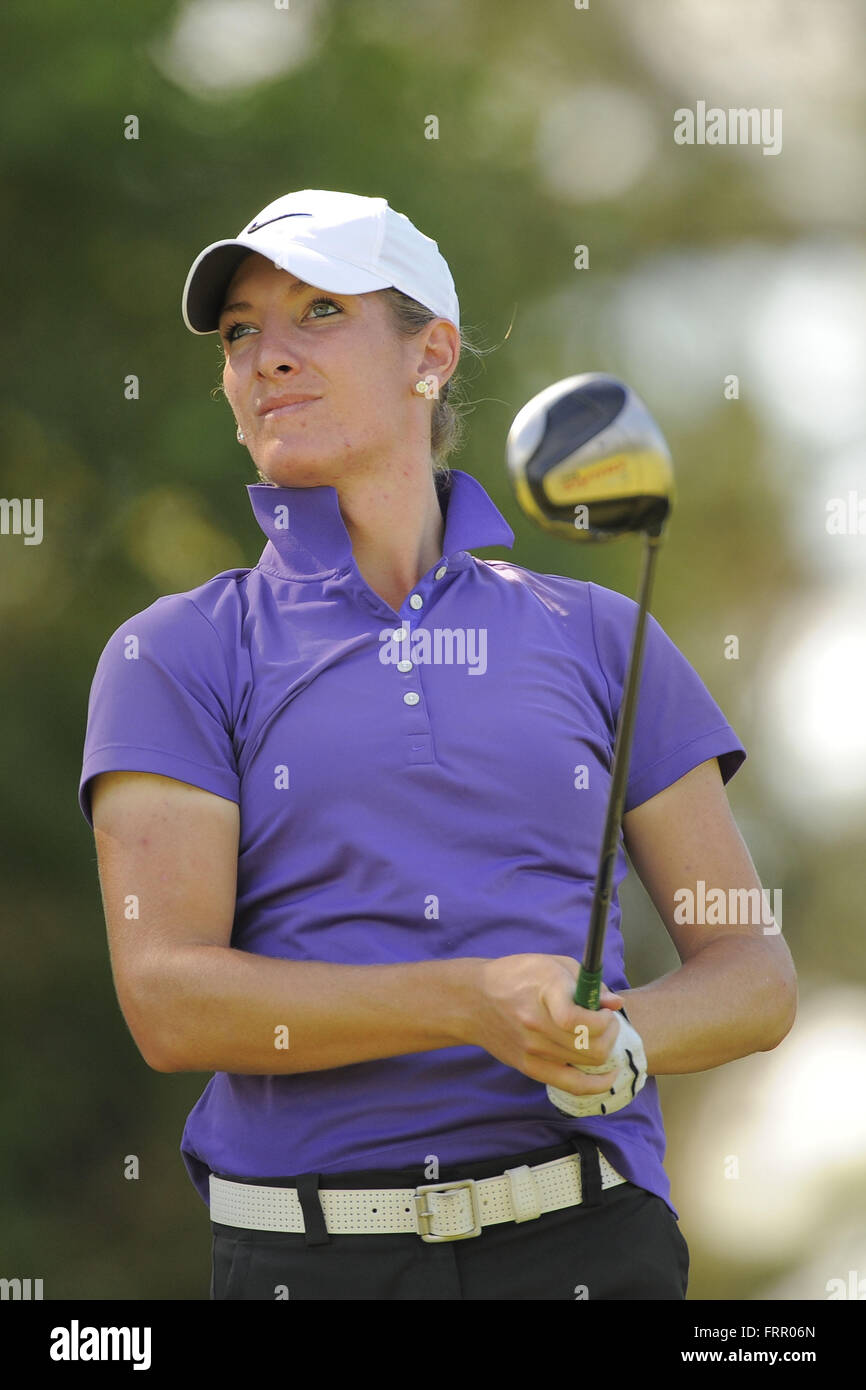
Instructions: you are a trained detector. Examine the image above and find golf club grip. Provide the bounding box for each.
[574,965,603,1010]
[575,532,664,1008]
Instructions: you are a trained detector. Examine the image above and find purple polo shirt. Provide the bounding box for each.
[79,468,746,1217]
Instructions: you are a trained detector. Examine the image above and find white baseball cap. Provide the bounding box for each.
[182,188,460,334]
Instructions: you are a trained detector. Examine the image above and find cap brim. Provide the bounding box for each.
[181,237,393,334]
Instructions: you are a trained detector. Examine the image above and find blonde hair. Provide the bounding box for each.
[378,286,490,474]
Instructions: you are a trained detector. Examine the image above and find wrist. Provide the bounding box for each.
[433,957,485,1047]
[613,989,651,1072]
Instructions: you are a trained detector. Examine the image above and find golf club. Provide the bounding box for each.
[506,370,675,1040]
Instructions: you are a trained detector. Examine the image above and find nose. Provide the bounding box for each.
[252,319,304,379]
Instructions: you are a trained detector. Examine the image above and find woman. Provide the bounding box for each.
[79,189,797,1301]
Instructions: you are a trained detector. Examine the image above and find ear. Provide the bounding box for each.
[415,319,460,393]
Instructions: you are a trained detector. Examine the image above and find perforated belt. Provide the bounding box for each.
[209,1149,628,1243]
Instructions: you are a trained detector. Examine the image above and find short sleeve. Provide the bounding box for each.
[587,581,746,812]
[78,594,240,829]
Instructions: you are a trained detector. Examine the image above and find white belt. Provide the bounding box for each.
[209,1150,628,1244]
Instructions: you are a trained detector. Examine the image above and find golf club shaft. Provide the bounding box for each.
[575,529,665,1009]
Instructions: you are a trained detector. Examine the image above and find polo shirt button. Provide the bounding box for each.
[409,594,424,609]
[397,659,413,672]
[403,692,420,706]
[434,565,447,580]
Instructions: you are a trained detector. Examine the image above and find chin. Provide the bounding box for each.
[253,441,378,489]
[253,451,337,488]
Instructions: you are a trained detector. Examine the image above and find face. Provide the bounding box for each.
[219,251,454,487]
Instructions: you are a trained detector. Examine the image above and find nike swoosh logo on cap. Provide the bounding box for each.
[245,212,314,234]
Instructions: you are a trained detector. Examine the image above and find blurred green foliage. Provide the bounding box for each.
[1,0,861,1301]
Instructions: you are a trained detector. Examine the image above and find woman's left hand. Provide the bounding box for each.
[546,1010,649,1117]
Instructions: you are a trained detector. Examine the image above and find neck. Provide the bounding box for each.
[334,462,445,613]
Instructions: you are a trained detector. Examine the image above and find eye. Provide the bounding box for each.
[304,296,342,319]
[221,320,254,344]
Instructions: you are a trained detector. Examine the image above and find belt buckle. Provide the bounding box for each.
[413,1178,482,1243]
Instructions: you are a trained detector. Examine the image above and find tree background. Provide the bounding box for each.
[1,0,864,1300]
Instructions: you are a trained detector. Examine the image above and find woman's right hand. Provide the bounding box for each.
[467,953,625,1097]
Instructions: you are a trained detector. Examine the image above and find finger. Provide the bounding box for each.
[541,969,620,1029]
[544,991,623,1039]
[534,1023,620,1076]
[570,1014,622,1067]
[538,1058,621,1097]
[530,1015,623,1070]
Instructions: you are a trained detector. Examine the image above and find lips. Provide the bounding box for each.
[256,395,320,417]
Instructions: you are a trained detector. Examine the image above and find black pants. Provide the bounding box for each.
[210,1138,689,1301]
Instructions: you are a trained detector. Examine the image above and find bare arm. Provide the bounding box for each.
[90,770,487,1074]
[617,757,798,1074]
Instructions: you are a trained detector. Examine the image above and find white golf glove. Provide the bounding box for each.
[547,1009,648,1118]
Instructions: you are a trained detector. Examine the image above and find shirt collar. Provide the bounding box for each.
[246,468,515,580]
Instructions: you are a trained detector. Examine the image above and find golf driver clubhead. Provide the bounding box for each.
[506,372,675,542]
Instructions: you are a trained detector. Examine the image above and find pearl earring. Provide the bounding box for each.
[237,427,245,443]
[414,376,438,398]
